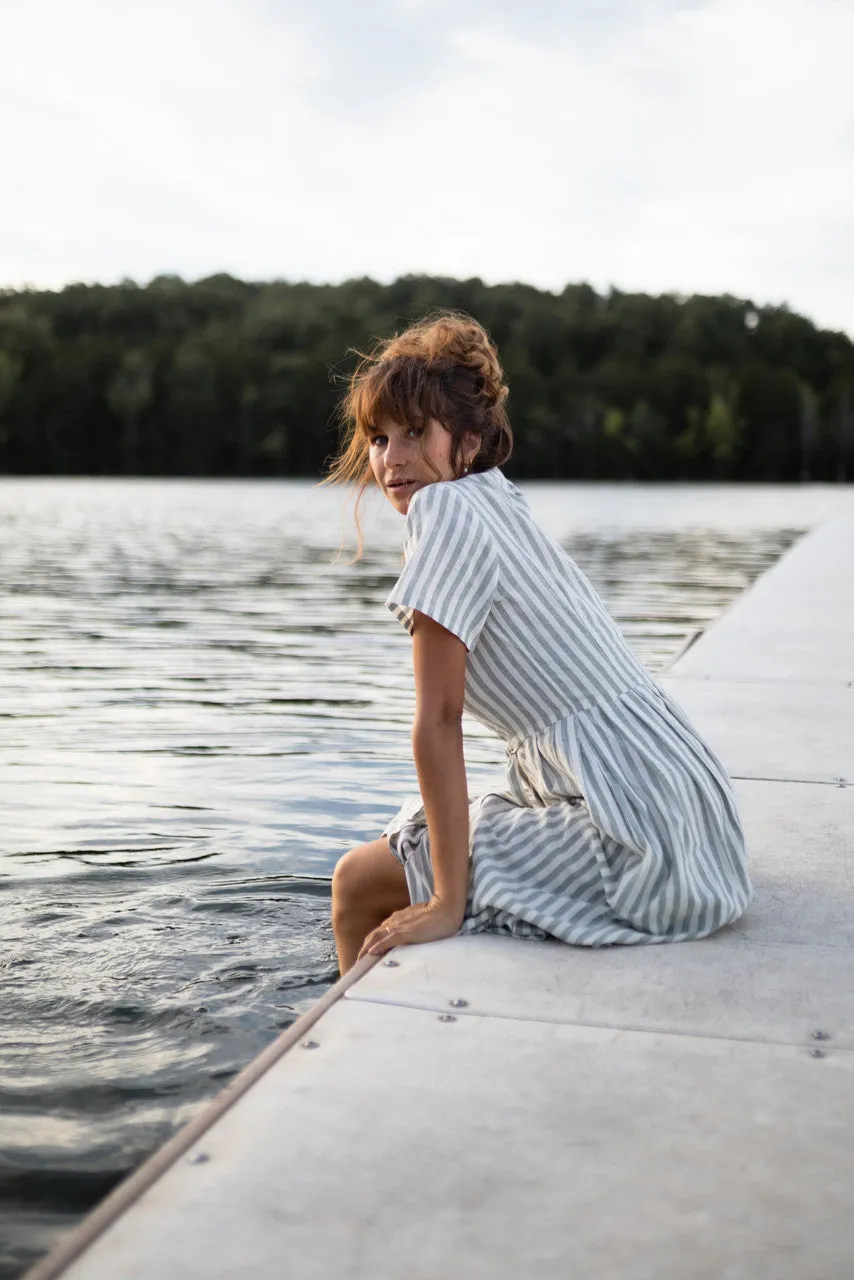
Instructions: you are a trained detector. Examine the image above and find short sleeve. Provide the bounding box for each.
[385,481,500,652]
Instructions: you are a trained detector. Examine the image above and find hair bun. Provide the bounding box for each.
[384,313,508,405]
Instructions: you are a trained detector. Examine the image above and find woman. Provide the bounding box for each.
[325,312,752,974]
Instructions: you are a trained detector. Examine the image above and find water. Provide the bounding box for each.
[3,477,853,1279]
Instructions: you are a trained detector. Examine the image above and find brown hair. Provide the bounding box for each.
[323,311,513,553]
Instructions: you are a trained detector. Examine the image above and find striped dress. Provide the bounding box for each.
[381,466,753,945]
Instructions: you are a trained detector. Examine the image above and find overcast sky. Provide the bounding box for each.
[3,0,852,334]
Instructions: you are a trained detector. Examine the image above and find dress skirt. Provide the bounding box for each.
[382,683,753,946]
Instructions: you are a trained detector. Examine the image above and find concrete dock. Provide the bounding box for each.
[27,516,854,1280]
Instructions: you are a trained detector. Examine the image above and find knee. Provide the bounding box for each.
[331,847,370,923]
[331,847,357,901]
[331,838,407,934]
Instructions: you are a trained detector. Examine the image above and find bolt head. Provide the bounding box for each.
[383,959,400,967]
[301,1039,320,1050]
[188,1152,210,1165]
[809,1048,827,1059]
[811,1030,830,1041]
[438,1014,457,1023]
[449,998,468,1008]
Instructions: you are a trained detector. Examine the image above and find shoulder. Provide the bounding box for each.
[406,468,505,530]
[404,476,470,541]
[402,475,501,567]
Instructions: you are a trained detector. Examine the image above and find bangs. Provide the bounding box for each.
[351,360,441,437]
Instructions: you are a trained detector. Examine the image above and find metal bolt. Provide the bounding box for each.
[449,998,468,1008]
[809,1048,827,1059]
[188,1152,210,1165]
[438,1014,457,1023]
[811,1030,831,1041]
[301,1039,320,1050]
[383,959,399,967]
[835,777,847,789]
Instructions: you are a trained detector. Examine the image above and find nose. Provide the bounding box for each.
[384,434,409,470]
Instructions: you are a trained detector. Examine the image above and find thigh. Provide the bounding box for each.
[332,837,411,914]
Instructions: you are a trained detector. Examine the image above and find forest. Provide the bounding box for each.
[0,273,852,482]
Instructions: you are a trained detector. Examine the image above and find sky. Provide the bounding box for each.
[3,0,853,335]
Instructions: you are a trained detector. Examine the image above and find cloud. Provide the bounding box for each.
[2,0,852,335]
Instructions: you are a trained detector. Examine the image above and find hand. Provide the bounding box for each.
[357,898,465,962]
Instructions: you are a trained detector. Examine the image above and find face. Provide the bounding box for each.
[368,416,473,515]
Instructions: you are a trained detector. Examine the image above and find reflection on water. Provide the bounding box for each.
[2,476,849,1278]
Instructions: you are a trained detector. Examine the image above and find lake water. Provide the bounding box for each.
[3,477,854,1278]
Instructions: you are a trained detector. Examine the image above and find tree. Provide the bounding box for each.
[835,386,854,483]
[106,349,153,474]
[0,350,21,453]
[703,374,742,477]
[798,383,820,482]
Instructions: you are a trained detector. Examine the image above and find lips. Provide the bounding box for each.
[387,479,416,491]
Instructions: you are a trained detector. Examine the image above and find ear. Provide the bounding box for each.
[462,430,480,467]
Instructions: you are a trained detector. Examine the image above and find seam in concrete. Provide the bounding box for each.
[665,675,854,687]
[341,991,852,1054]
[728,774,850,787]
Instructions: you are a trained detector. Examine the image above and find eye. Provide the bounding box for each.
[368,433,387,447]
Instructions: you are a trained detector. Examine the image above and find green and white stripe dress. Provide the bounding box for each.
[382,467,753,945]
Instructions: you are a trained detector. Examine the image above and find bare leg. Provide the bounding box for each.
[332,836,411,975]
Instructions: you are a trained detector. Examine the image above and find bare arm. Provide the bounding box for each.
[410,610,470,916]
[358,610,470,958]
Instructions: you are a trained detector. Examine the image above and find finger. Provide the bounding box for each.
[358,909,417,956]
[357,905,431,961]
[357,924,396,962]
[367,928,404,957]
[356,930,383,962]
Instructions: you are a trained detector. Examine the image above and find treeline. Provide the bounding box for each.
[0,273,852,481]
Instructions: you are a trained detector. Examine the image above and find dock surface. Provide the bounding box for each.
[28,517,854,1280]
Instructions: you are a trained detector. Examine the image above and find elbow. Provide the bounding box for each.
[412,707,464,741]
